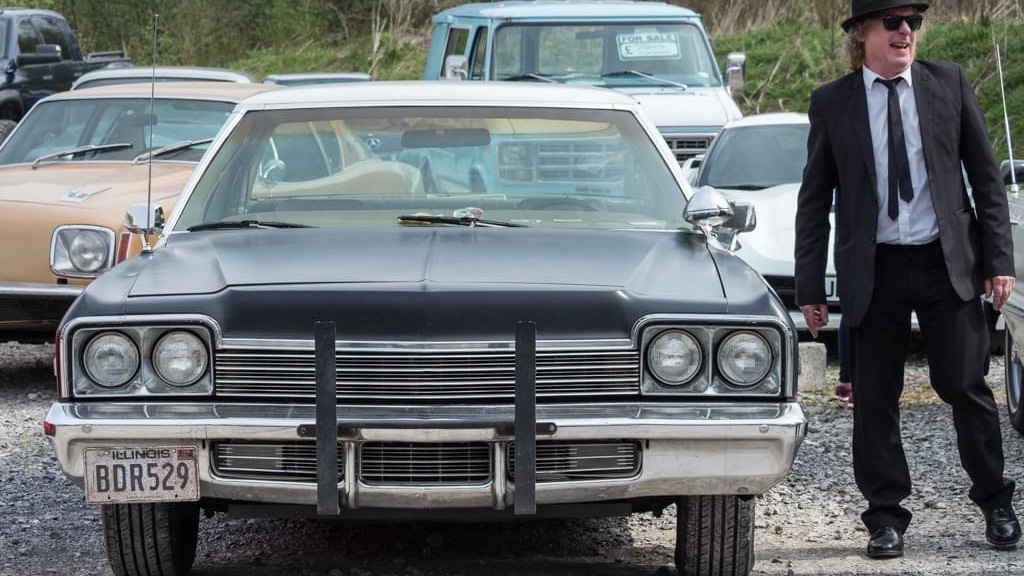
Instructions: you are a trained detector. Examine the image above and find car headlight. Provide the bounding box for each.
[51,226,114,277]
[718,331,772,386]
[647,330,702,385]
[153,331,209,386]
[83,332,139,387]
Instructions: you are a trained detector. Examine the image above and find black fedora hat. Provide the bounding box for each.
[842,0,930,31]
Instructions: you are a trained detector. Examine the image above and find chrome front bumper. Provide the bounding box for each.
[47,401,806,509]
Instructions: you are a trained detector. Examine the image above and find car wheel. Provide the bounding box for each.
[675,495,755,576]
[0,119,16,145]
[1005,329,1024,434]
[102,502,199,576]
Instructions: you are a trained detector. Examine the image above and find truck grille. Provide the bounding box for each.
[663,135,713,163]
[360,442,491,485]
[498,139,625,183]
[508,441,641,481]
[214,347,640,401]
[211,442,343,481]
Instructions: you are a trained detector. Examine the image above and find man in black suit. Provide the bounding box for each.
[795,0,1021,558]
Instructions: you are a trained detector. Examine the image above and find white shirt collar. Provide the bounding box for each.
[863,64,913,90]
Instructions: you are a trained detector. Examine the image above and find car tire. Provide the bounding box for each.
[0,119,16,145]
[102,502,199,576]
[1005,329,1024,434]
[675,495,755,576]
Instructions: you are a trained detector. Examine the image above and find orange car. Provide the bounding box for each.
[0,82,279,342]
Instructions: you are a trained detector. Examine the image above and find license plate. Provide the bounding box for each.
[84,446,199,504]
[825,276,839,303]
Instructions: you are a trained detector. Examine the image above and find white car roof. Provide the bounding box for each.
[238,80,640,110]
[723,112,808,129]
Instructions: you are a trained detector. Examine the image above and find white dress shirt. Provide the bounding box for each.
[863,65,939,245]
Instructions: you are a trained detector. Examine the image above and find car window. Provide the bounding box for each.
[0,98,235,165]
[32,16,69,59]
[16,18,39,54]
[469,27,488,80]
[698,124,810,189]
[494,26,522,77]
[443,27,469,59]
[176,106,689,232]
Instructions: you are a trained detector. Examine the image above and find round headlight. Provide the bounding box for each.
[68,229,109,272]
[83,332,139,387]
[717,332,772,386]
[647,330,702,385]
[153,331,208,386]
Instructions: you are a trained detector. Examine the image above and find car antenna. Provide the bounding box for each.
[996,42,1019,197]
[142,11,158,252]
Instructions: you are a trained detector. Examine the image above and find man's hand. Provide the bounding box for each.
[800,303,829,339]
[985,276,1016,310]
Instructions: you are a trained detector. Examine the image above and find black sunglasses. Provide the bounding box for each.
[880,14,924,31]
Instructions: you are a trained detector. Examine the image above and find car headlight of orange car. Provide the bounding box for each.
[50,225,115,277]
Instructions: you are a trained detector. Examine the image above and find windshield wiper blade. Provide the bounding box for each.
[187,219,317,232]
[133,138,214,163]
[397,214,527,228]
[31,142,133,169]
[723,184,771,191]
[501,73,559,83]
[601,70,687,89]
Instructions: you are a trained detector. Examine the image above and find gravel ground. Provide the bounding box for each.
[2,340,1024,576]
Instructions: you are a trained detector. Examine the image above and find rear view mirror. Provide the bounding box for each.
[725,52,746,92]
[401,128,490,149]
[443,54,468,80]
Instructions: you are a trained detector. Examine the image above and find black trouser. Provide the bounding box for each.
[850,241,1014,532]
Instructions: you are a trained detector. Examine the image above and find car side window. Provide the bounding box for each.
[16,19,40,54]
[469,28,488,80]
[32,16,70,59]
[444,27,469,60]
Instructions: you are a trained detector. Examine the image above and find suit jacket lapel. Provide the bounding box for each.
[844,70,877,193]
[911,62,939,180]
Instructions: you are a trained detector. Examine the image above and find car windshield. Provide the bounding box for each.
[493,23,718,88]
[697,124,810,190]
[175,106,690,231]
[0,98,235,165]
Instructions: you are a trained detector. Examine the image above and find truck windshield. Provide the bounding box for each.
[493,23,719,88]
[0,97,235,165]
[698,124,810,190]
[175,106,690,232]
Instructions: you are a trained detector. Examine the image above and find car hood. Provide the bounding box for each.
[73,227,782,341]
[0,162,194,210]
[717,183,836,277]
[614,87,741,129]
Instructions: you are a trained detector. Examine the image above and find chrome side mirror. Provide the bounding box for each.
[443,54,469,81]
[725,52,746,92]
[124,203,164,232]
[684,186,733,228]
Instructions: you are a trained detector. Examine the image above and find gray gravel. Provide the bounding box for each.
[2,340,1024,575]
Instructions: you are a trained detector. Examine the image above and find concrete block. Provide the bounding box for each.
[798,342,827,392]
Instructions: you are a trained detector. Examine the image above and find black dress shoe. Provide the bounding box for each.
[866,526,904,558]
[985,507,1022,549]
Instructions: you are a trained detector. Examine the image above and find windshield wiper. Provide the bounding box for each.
[31,142,133,169]
[721,184,771,191]
[397,214,527,228]
[601,70,687,89]
[501,73,558,83]
[187,219,317,232]
[133,138,214,163]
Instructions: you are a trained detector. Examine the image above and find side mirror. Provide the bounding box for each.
[16,44,62,66]
[719,202,756,233]
[1000,159,1024,187]
[684,185,733,228]
[124,203,164,235]
[681,154,704,187]
[443,54,469,81]
[724,52,746,92]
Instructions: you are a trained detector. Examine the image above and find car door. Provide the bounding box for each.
[13,17,52,111]
[32,15,76,90]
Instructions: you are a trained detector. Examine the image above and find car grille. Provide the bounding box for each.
[508,441,641,481]
[211,442,343,481]
[214,347,640,401]
[0,296,72,323]
[662,135,712,163]
[534,141,625,182]
[360,442,491,486]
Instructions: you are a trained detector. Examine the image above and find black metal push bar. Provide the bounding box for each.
[311,320,542,516]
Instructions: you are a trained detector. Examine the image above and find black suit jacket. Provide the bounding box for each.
[794,60,1014,327]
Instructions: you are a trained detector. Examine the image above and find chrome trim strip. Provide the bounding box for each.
[0,282,83,297]
[220,337,633,351]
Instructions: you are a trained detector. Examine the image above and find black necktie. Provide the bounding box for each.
[877,77,914,220]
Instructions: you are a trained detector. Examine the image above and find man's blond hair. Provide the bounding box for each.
[845,11,924,72]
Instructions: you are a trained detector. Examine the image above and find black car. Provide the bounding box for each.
[45,81,806,576]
